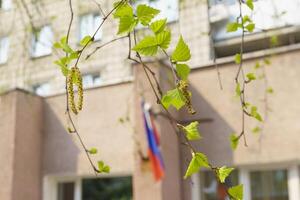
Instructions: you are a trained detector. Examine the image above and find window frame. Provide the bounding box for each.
[0,36,9,65]
[30,25,54,58]
[78,13,103,43]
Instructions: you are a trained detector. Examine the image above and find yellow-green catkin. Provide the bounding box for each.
[178,80,196,115]
[74,67,83,111]
[68,67,78,115]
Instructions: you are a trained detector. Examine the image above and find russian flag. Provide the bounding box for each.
[142,102,165,181]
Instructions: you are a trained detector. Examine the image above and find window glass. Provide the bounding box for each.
[82,73,102,88]
[250,169,289,200]
[0,0,12,10]
[210,0,300,41]
[31,25,53,57]
[33,82,51,96]
[79,14,102,42]
[82,176,132,200]
[201,170,238,200]
[134,0,179,22]
[0,37,9,64]
[57,182,75,200]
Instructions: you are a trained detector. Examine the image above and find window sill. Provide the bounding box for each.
[30,53,52,60]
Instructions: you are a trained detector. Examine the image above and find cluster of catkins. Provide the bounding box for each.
[67,67,83,115]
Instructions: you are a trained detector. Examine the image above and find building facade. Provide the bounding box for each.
[1,0,300,200]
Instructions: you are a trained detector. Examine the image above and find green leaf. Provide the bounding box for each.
[234,53,241,64]
[184,152,209,179]
[117,16,138,35]
[171,35,191,62]
[266,87,274,94]
[113,2,133,18]
[132,36,158,56]
[246,0,254,10]
[54,60,69,76]
[69,52,79,59]
[97,161,110,173]
[161,88,185,110]
[61,43,74,54]
[235,83,241,97]
[264,58,271,65]
[155,30,171,49]
[230,133,239,150]
[60,36,67,44]
[176,64,190,80]
[53,42,62,49]
[245,23,255,32]
[228,184,243,200]
[136,4,160,26]
[252,126,261,134]
[80,35,92,46]
[246,73,256,81]
[254,61,261,69]
[250,106,263,122]
[150,19,167,34]
[182,121,201,141]
[88,148,98,154]
[242,15,251,24]
[227,22,239,32]
[217,166,234,183]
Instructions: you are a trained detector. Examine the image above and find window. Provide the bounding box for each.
[209,0,300,57]
[0,37,9,64]
[134,0,179,22]
[250,169,289,200]
[31,25,53,58]
[200,170,238,200]
[33,82,51,96]
[0,0,12,10]
[57,182,75,200]
[79,14,102,42]
[82,177,132,200]
[82,73,102,88]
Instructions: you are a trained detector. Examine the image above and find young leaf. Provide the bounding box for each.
[217,166,234,183]
[252,126,261,134]
[235,83,241,97]
[176,64,190,80]
[227,22,239,32]
[97,161,110,173]
[132,36,158,56]
[155,30,171,49]
[230,133,239,150]
[250,106,263,122]
[266,87,274,94]
[150,19,167,34]
[136,4,160,26]
[184,152,209,179]
[88,148,98,154]
[234,53,241,64]
[161,88,185,110]
[117,16,138,35]
[246,0,254,10]
[182,121,201,141]
[53,42,62,49]
[113,2,133,18]
[80,35,92,46]
[245,23,255,32]
[171,35,191,62]
[228,184,243,200]
[54,60,69,76]
[246,73,256,81]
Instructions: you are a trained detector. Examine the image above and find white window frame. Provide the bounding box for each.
[191,165,300,200]
[78,13,102,42]
[31,25,53,58]
[0,36,9,64]
[44,174,132,200]
[32,82,51,96]
[0,0,12,11]
[82,73,102,88]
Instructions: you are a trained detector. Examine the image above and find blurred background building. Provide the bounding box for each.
[1,0,300,199]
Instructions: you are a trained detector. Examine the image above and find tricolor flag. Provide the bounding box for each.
[142,102,165,181]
